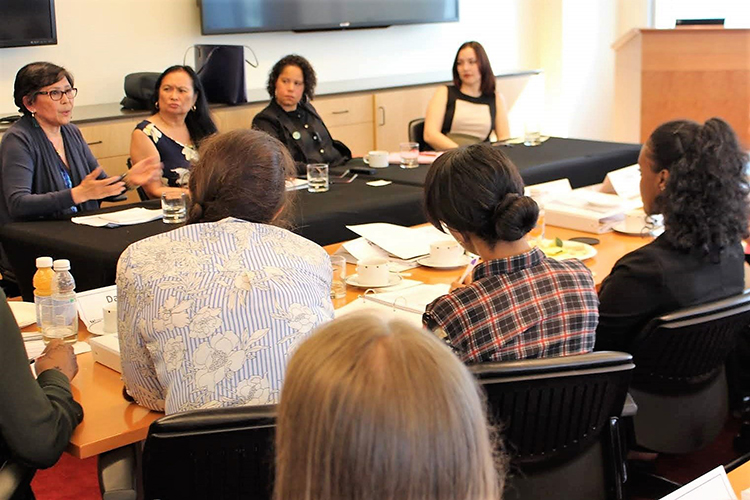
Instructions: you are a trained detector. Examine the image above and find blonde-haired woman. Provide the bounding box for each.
[275,312,504,500]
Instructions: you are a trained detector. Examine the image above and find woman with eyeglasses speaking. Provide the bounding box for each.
[0,62,161,224]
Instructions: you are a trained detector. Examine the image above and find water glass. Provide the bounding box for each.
[399,142,419,169]
[161,191,188,224]
[307,163,329,193]
[330,255,347,299]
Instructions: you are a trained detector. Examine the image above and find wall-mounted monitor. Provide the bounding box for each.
[199,0,459,35]
[0,0,57,48]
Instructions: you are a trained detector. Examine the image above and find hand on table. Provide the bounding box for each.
[71,167,125,204]
[35,340,79,381]
[126,156,163,186]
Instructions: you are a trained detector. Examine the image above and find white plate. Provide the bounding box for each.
[537,239,597,261]
[612,222,664,237]
[8,301,36,328]
[345,274,402,289]
[416,254,472,269]
[87,320,117,336]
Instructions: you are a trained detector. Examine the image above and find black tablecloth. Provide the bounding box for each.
[335,137,641,189]
[1,178,424,300]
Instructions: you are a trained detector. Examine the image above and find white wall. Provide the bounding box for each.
[0,0,536,115]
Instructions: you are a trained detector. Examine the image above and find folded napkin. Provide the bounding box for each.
[72,208,163,228]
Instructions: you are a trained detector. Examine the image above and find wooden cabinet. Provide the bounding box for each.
[311,93,374,156]
[373,85,438,152]
[213,103,265,132]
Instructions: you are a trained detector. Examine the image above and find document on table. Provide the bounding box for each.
[71,207,163,228]
[345,223,457,260]
[658,465,736,500]
[26,340,91,361]
[335,238,418,272]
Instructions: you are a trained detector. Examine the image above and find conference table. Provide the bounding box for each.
[338,137,641,189]
[2,177,425,302]
[22,225,654,459]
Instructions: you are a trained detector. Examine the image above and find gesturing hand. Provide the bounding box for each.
[71,167,125,204]
[35,340,79,381]
[127,156,163,187]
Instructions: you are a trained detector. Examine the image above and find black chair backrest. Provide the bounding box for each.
[408,118,433,152]
[126,157,150,202]
[471,351,634,467]
[631,291,750,391]
[142,404,276,500]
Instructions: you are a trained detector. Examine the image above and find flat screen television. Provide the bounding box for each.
[199,0,459,35]
[0,0,57,48]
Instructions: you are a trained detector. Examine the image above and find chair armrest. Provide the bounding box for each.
[621,392,638,418]
[98,444,139,500]
[0,460,34,499]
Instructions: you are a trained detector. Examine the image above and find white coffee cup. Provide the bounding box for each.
[363,150,389,169]
[355,258,390,286]
[430,240,464,266]
[103,303,118,334]
[623,209,649,234]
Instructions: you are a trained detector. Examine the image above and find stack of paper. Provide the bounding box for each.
[72,208,163,228]
[345,223,457,260]
[286,178,308,191]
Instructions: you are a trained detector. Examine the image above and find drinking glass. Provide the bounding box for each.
[329,255,347,299]
[307,163,329,193]
[161,192,188,224]
[399,142,419,169]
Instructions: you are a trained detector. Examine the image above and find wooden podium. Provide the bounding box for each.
[613,28,750,146]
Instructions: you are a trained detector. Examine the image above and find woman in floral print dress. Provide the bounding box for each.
[117,129,333,414]
[130,65,217,199]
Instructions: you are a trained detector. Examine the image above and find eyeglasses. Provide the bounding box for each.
[35,88,78,101]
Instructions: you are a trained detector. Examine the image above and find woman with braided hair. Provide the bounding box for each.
[422,143,598,363]
[116,129,333,414]
[596,118,749,353]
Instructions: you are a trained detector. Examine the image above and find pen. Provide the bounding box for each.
[457,256,479,284]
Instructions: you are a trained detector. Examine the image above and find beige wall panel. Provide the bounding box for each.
[328,122,374,158]
[310,94,374,128]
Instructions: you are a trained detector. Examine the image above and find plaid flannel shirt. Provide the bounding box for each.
[423,247,598,363]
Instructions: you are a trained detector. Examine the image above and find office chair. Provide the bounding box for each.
[142,404,276,500]
[629,291,750,454]
[470,351,635,500]
[407,118,433,152]
[125,158,150,202]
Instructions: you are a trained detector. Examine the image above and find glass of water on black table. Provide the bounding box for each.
[161,191,188,224]
[307,163,329,193]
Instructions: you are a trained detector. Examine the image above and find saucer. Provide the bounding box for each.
[611,222,664,237]
[87,320,117,336]
[345,274,402,288]
[416,254,472,269]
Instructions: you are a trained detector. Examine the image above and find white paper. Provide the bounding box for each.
[8,301,36,328]
[71,208,162,228]
[346,223,458,261]
[285,178,308,191]
[26,340,91,361]
[602,164,641,200]
[365,283,451,313]
[334,299,425,328]
[525,178,573,200]
[659,465,737,500]
[366,180,392,187]
[76,285,117,327]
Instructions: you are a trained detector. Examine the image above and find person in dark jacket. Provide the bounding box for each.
[0,289,83,499]
[252,55,350,174]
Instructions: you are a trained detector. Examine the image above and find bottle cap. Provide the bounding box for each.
[35,256,53,268]
[53,259,71,271]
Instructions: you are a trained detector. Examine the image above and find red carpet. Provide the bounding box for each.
[31,453,100,500]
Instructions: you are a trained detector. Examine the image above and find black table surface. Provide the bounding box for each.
[335,137,641,189]
[1,178,425,301]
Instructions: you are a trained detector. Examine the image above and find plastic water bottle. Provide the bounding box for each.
[43,259,78,344]
[33,256,54,332]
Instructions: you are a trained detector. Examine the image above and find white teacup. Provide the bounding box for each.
[623,209,650,234]
[356,258,390,286]
[103,303,118,334]
[363,150,389,169]
[429,240,464,266]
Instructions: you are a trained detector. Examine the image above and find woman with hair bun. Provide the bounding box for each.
[596,118,749,352]
[422,143,598,363]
